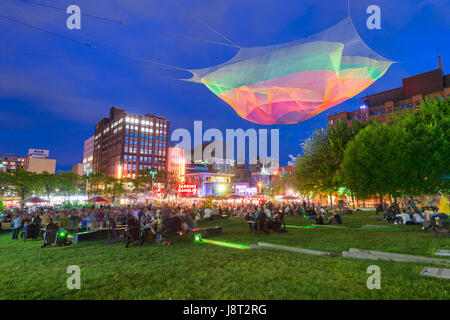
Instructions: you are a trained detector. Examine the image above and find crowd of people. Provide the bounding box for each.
[380,195,449,227]
[1,194,447,246]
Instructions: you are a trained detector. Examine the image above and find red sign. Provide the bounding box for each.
[177,184,198,195]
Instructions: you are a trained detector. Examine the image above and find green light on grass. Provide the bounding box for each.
[286,225,317,229]
[201,238,249,250]
[194,234,202,242]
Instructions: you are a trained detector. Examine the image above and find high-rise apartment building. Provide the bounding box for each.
[92,107,170,179]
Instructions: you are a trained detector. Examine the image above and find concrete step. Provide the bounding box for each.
[343,248,450,265]
[258,242,340,257]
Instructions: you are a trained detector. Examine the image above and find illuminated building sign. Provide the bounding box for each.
[177,184,198,195]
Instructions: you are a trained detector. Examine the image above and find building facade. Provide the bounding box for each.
[168,146,185,184]
[23,148,56,174]
[0,155,26,172]
[25,157,56,174]
[72,163,84,175]
[92,107,170,179]
[184,172,234,197]
[328,66,450,126]
[82,136,94,174]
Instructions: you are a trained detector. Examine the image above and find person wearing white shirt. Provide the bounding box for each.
[204,208,212,219]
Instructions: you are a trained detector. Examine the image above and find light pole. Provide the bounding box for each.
[85,169,92,202]
[149,169,157,193]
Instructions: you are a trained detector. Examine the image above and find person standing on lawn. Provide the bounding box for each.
[11,214,21,239]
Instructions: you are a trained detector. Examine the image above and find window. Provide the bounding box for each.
[124,147,128,152]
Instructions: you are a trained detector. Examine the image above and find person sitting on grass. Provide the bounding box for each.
[181,210,196,234]
[315,212,324,225]
[395,212,411,225]
[384,205,397,223]
[328,211,342,224]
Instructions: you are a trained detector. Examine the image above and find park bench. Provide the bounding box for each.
[106,224,127,245]
[124,218,146,247]
[41,224,58,247]
[432,218,450,238]
[23,223,40,241]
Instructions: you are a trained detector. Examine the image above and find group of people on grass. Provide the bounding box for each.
[2,194,447,245]
[380,194,449,227]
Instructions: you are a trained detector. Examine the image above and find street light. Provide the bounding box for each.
[148,169,157,193]
[85,169,92,202]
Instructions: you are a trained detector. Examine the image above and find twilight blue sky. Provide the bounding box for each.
[0,0,449,171]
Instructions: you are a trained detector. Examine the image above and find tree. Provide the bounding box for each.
[154,169,178,198]
[295,128,336,206]
[103,177,126,203]
[8,169,39,210]
[86,171,105,196]
[58,171,82,201]
[0,171,12,198]
[36,171,60,203]
[394,97,450,195]
[328,120,367,189]
[342,121,408,203]
[269,170,297,195]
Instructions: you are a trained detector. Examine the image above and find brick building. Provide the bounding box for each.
[328,59,449,126]
[92,107,170,179]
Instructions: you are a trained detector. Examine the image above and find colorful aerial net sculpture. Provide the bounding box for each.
[187,17,393,125]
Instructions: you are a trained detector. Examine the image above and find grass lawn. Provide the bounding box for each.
[0,210,448,300]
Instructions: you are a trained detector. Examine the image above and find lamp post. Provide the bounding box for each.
[148,169,157,193]
[85,169,92,202]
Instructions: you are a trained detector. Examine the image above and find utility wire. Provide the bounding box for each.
[168,0,240,48]
[0,12,191,71]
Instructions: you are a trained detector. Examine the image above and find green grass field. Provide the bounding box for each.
[0,210,448,300]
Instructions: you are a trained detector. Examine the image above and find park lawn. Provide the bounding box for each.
[0,210,448,300]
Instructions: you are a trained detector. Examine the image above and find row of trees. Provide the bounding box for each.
[291,98,449,206]
[0,167,178,206]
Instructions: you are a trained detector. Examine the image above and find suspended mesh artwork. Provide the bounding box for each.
[187,18,393,125]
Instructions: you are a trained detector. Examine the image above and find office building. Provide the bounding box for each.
[92,106,170,179]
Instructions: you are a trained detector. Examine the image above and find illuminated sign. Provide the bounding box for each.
[177,184,198,195]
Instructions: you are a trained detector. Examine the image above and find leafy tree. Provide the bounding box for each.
[328,119,367,190]
[154,169,178,198]
[36,171,60,202]
[103,177,126,203]
[295,128,336,206]
[394,97,450,195]
[0,171,12,197]
[8,169,38,210]
[86,171,105,196]
[269,170,297,195]
[342,121,408,203]
[58,171,82,201]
